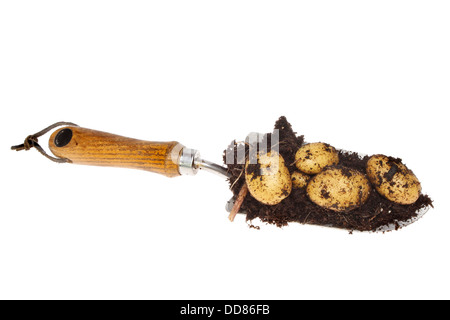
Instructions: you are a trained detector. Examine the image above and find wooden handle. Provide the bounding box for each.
[49,126,183,177]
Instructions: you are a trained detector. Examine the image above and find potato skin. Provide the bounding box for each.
[245,151,292,205]
[291,171,310,189]
[366,154,421,205]
[307,166,371,212]
[295,143,339,174]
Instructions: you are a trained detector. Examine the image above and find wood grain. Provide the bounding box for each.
[49,126,183,177]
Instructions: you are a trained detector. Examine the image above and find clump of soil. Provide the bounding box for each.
[223,116,433,232]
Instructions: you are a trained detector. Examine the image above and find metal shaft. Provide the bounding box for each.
[178,147,230,179]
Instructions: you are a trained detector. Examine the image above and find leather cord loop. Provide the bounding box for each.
[11,121,79,163]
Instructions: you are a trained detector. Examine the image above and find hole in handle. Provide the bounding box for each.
[54,128,73,147]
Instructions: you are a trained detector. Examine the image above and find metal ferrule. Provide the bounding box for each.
[178,148,201,176]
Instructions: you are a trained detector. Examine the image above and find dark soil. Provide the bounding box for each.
[223,116,433,232]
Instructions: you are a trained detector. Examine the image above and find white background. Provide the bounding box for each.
[0,1,449,300]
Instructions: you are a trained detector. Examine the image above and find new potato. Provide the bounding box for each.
[307,166,371,212]
[295,143,339,174]
[291,171,310,189]
[245,151,292,205]
[366,154,421,205]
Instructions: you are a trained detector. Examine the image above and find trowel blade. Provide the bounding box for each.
[225,196,429,232]
[225,196,246,214]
